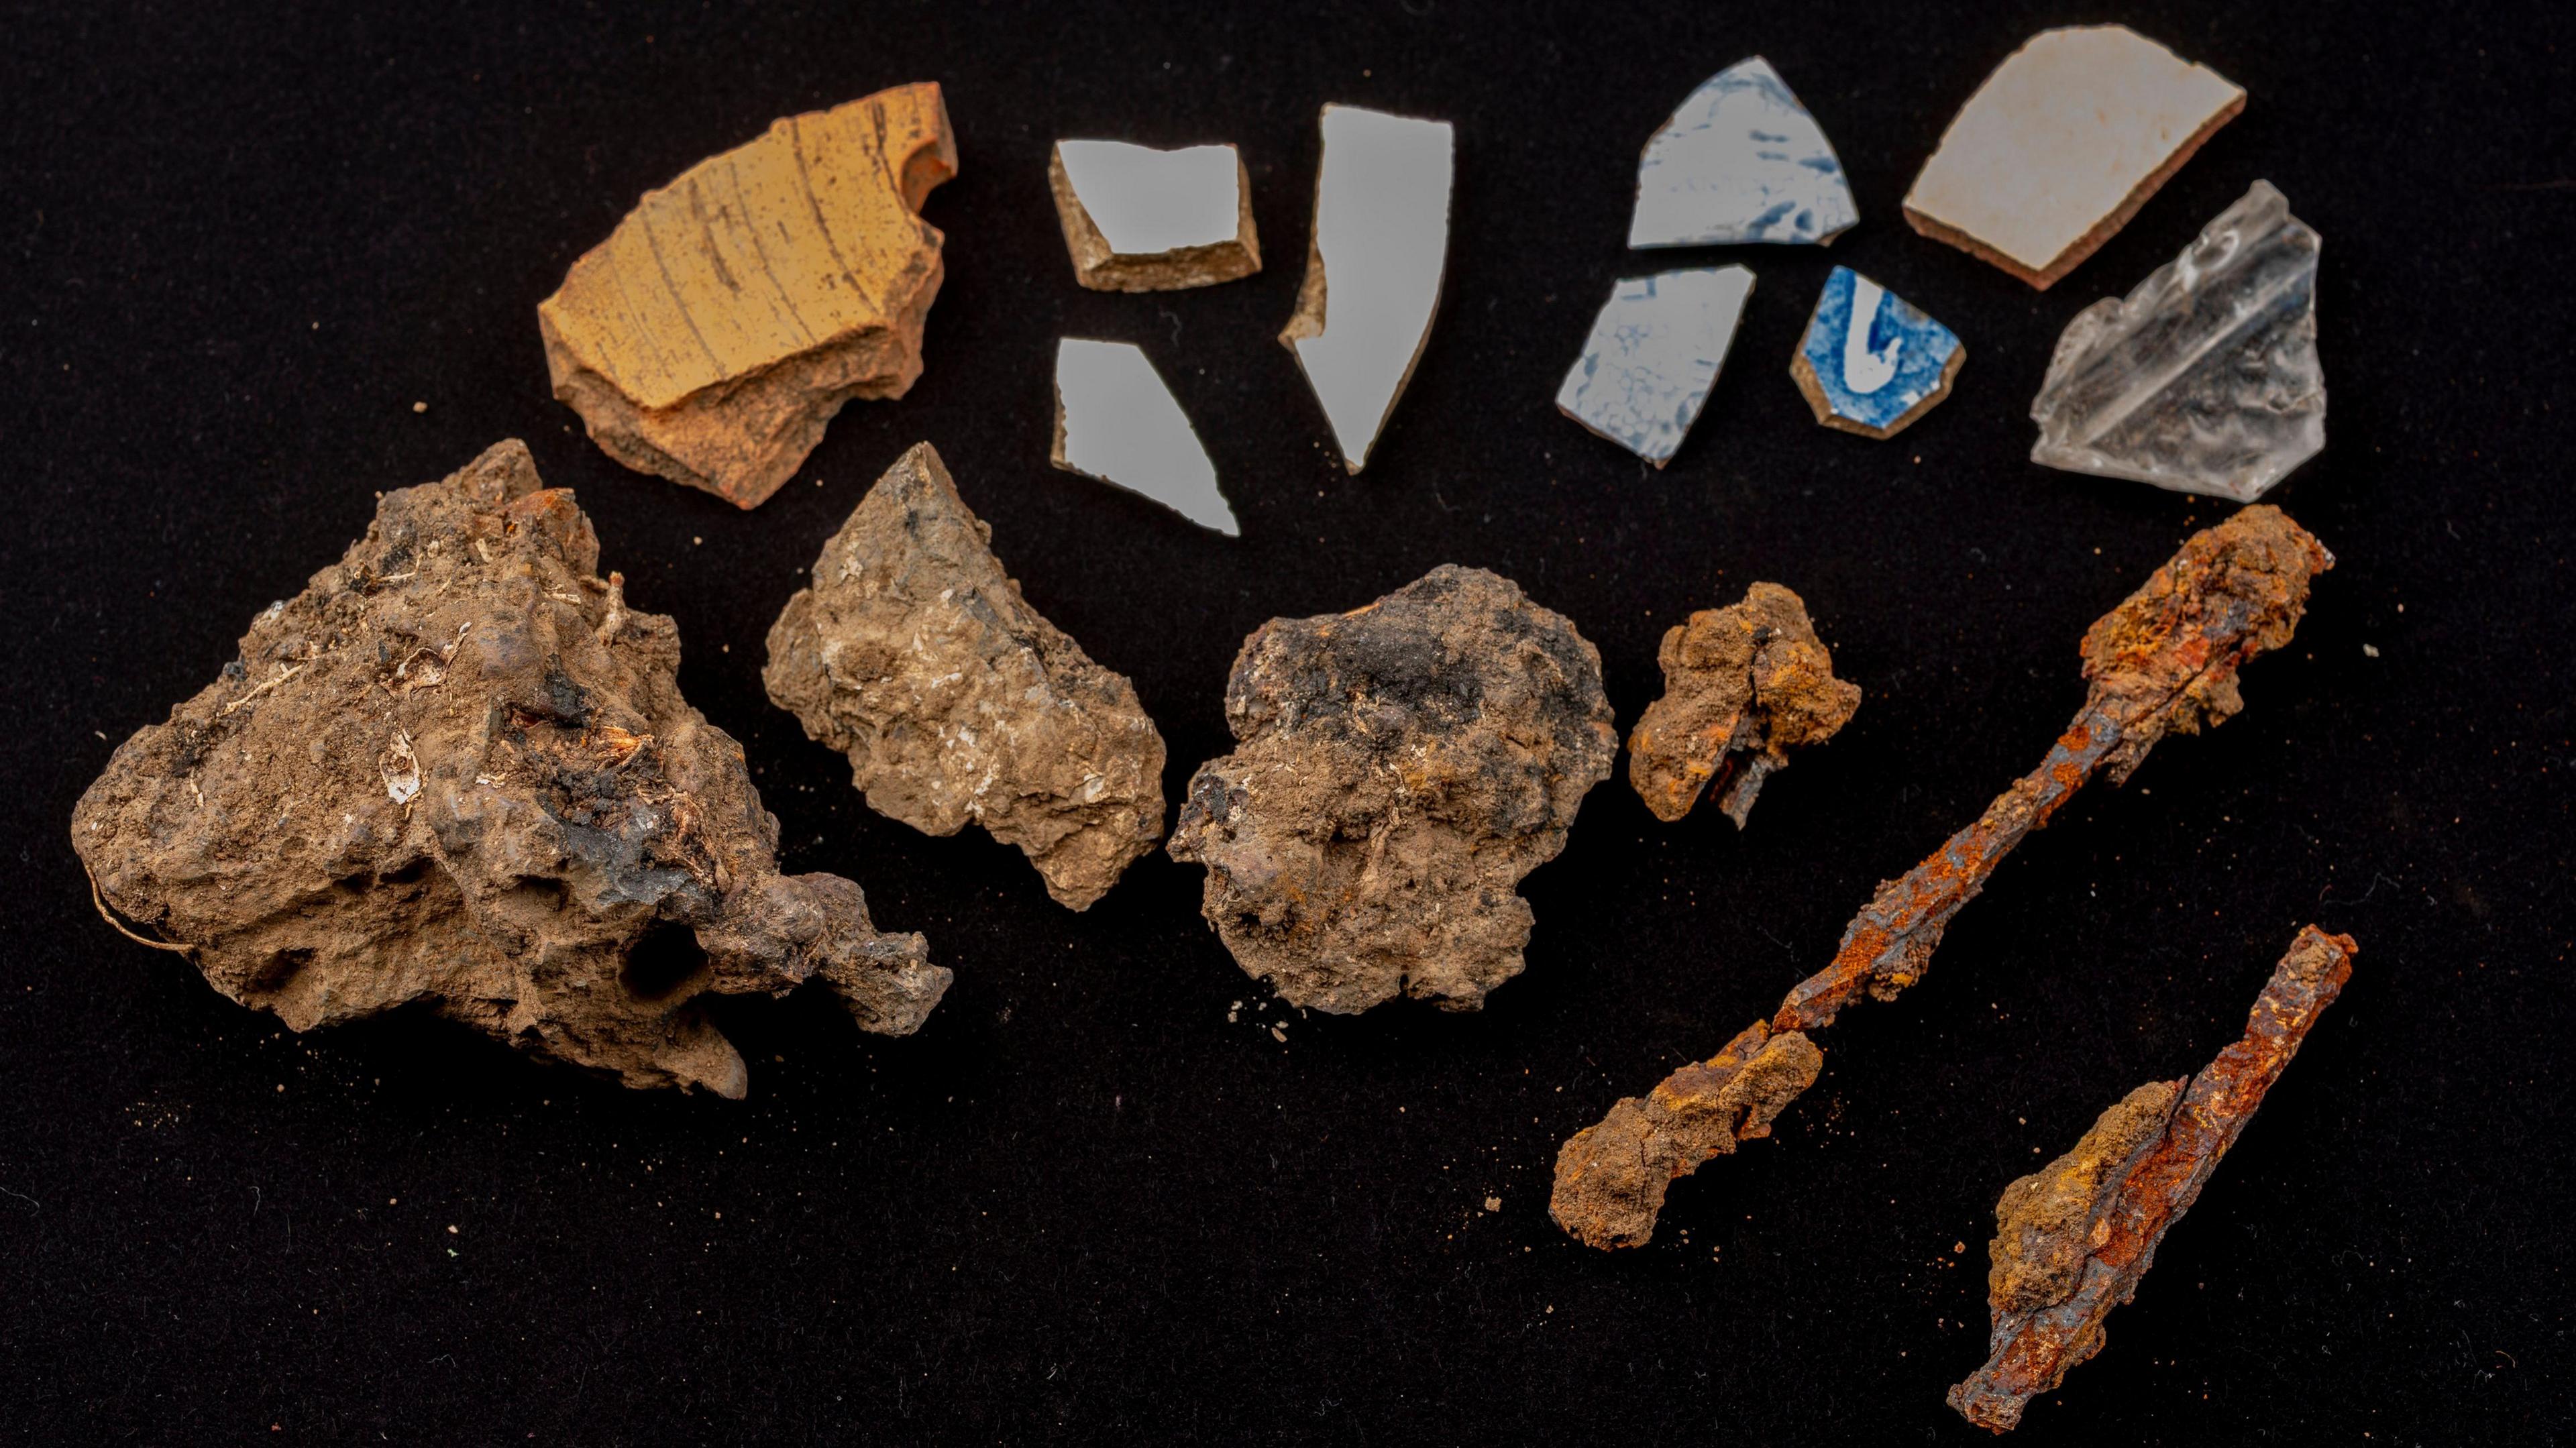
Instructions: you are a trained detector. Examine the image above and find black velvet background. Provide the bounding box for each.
[3,1,2570,1442]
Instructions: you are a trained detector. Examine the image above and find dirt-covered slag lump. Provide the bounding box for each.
[1168,565,1617,1012]
[71,441,948,1096]
[763,442,1165,911]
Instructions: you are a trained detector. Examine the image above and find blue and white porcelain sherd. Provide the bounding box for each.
[1790,266,1965,439]
[1556,266,1756,467]
[1629,58,1858,248]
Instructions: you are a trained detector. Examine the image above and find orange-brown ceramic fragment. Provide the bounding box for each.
[1553,506,2332,1248]
[1949,926,2357,1432]
[1627,582,1860,826]
[539,84,957,508]
[1549,1021,1821,1249]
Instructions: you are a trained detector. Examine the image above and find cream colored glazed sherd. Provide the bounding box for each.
[1903,27,2242,290]
[1051,339,1236,535]
[539,84,957,508]
[1049,141,1260,292]
[1281,105,1455,473]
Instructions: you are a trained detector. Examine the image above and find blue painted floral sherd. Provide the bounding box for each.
[1790,266,1964,439]
[1629,58,1858,248]
[1556,267,1756,467]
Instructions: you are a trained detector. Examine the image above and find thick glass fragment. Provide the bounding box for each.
[1555,267,1754,467]
[1050,338,1236,536]
[1791,266,1965,439]
[2031,182,2325,502]
[1629,57,1857,248]
[1280,105,1455,473]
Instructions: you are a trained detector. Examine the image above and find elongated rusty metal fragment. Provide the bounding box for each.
[1550,506,2332,1250]
[1949,926,2357,1433]
[1547,1022,1823,1249]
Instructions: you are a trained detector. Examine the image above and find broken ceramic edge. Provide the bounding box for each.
[2030,181,2324,503]
[1281,104,1456,474]
[1903,25,2243,290]
[1049,140,1260,292]
[538,83,957,508]
[1790,266,1964,440]
[1556,266,1756,467]
[1050,338,1238,535]
[1629,56,1858,248]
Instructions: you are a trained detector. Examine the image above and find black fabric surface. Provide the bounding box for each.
[3,2,2569,1442]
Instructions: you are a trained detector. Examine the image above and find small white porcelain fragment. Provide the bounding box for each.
[1904,25,2244,289]
[1556,267,1755,467]
[1280,104,1455,473]
[1791,266,1965,440]
[1051,339,1238,535]
[1629,58,1858,248]
[2030,182,2324,502]
[1049,141,1260,292]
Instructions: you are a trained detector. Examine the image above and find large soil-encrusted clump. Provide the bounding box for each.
[1168,565,1617,1013]
[71,441,948,1096]
[764,442,1166,910]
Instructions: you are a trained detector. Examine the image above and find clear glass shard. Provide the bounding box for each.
[1628,58,1857,249]
[1556,266,1755,467]
[1791,266,1965,439]
[1051,339,1238,535]
[2030,182,2324,503]
[1281,105,1455,473]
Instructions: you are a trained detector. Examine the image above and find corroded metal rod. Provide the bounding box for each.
[1948,926,2357,1433]
[1552,506,2335,1251]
